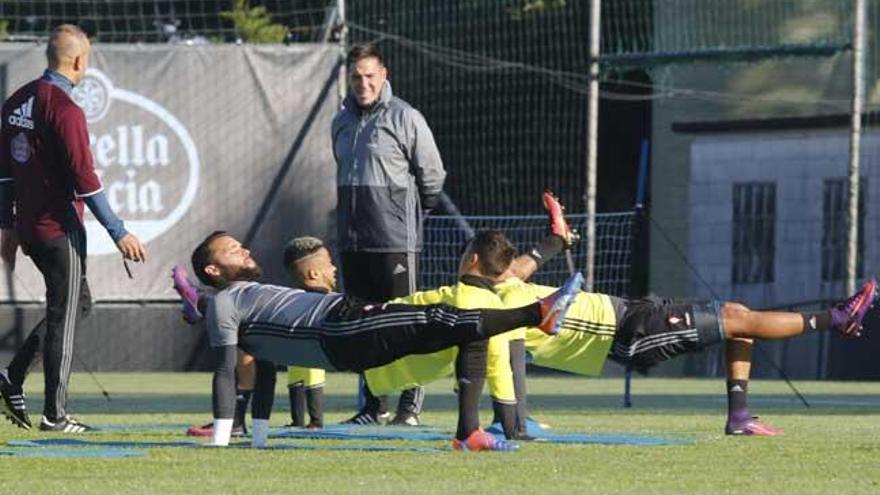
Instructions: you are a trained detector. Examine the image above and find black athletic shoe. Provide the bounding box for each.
[285,420,323,429]
[39,415,95,433]
[514,433,537,441]
[0,372,31,430]
[388,413,420,426]
[341,410,391,425]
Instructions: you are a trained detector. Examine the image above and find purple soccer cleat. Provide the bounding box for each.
[830,278,878,337]
[172,265,203,324]
[725,417,783,437]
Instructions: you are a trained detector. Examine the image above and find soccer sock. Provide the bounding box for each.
[492,400,518,440]
[456,340,488,440]
[456,378,484,440]
[233,389,252,428]
[361,379,388,416]
[527,235,564,268]
[480,305,542,337]
[211,418,233,446]
[726,379,750,422]
[801,312,831,332]
[306,387,324,427]
[251,419,270,448]
[509,339,530,436]
[289,383,306,427]
[251,360,276,421]
[397,387,425,417]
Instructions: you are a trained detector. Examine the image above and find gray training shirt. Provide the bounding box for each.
[205,281,345,369]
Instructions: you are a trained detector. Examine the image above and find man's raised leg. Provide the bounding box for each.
[322,272,585,373]
[721,279,878,340]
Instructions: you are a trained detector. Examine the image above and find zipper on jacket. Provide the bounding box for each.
[348,113,368,249]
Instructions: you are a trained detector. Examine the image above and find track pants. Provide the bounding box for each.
[6,228,91,421]
[341,251,425,416]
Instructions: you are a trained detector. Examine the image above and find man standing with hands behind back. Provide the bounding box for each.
[0,24,146,433]
[332,44,446,425]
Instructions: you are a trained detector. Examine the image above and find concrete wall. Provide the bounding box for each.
[646,3,880,378]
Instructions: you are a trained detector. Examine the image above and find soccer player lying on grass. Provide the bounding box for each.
[485,245,877,436]
[175,191,574,449]
[363,197,877,437]
[186,230,582,447]
[175,229,561,450]
[362,227,573,450]
[360,193,576,448]
[181,237,333,437]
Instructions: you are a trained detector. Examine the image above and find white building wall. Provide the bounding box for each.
[688,129,880,378]
[689,128,880,305]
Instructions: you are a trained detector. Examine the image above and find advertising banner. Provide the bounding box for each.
[0,43,340,301]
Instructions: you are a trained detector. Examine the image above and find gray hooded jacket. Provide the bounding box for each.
[332,83,446,253]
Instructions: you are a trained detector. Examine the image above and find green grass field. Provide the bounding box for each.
[1,373,878,494]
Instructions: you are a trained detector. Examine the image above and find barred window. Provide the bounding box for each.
[821,179,866,282]
[732,182,775,284]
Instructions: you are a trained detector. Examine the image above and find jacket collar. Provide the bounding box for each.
[302,285,330,294]
[41,69,75,96]
[458,274,497,293]
[343,81,393,116]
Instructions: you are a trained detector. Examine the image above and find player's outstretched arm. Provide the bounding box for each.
[506,191,577,282]
[209,344,238,446]
[81,190,147,262]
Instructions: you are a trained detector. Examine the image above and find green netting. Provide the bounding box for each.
[344,1,866,216]
[347,1,592,215]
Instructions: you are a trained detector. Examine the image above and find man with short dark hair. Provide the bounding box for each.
[189,231,581,447]
[180,236,335,437]
[332,43,446,425]
[365,228,550,450]
[479,240,877,437]
[281,236,335,429]
[0,24,146,433]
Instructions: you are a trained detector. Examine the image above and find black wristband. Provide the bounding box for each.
[526,236,564,268]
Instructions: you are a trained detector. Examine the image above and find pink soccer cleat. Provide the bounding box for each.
[172,265,203,324]
[543,190,579,249]
[725,417,783,436]
[830,278,878,337]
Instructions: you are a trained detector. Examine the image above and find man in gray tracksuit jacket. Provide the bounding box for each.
[331,44,446,426]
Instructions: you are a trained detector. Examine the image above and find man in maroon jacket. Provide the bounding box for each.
[0,24,146,433]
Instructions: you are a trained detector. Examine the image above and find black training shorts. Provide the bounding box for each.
[609,297,725,371]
